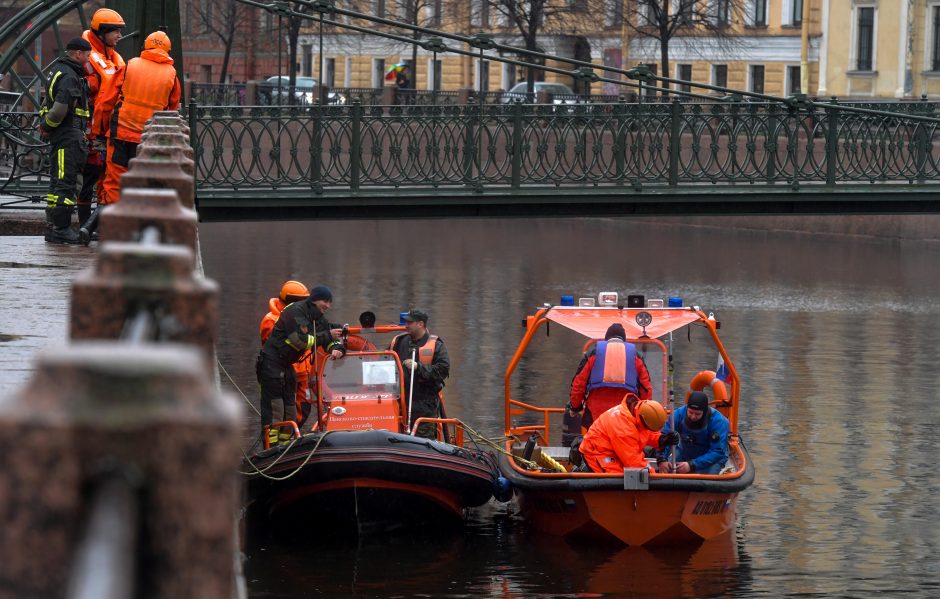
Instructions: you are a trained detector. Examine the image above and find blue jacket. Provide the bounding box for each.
[662,406,730,472]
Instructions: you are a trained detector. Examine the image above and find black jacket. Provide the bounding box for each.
[261,299,343,367]
[392,331,450,400]
[40,58,90,135]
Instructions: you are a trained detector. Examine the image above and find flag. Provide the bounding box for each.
[716,354,730,383]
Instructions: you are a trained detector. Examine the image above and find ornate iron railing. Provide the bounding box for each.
[0,110,46,205]
[189,100,940,194]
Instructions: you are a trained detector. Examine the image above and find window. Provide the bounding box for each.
[430,59,442,91]
[640,0,658,26]
[200,64,212,83]
[749,65,765,94]
[856,6,875,71]
[325,58,336,88]
[712,64,728,89]
[502,61,516,90]
[372,58,385,88]
[933,6,940,71]
[476,60,490,91]
[715,0,731,26]
[674,0,693,26]
[751,0,767,26]
[792,0,803,25]
[301,44,312,77]
[604,0,624,27]
[200,0,213,33]
[471,0,489,27]
[569,0,588,11]
[375,0,386,18]
[429,0,442,26]
[787,65,801,94]
[677,64,692,93]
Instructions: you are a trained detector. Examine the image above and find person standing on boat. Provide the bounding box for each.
[390,309,450,440]
[567,323,652,429]
[657,391,729,475]
[579,399,679,473]
[257,285,345,445]
[260,280,314,428]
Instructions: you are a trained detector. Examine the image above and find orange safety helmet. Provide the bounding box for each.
[144,30,171,52]
[636,400,667,432]
[279,280,309,304]
[91,8,125,33]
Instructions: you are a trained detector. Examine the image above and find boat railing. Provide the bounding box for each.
[410,417,466,446]
[508,399,565,446]
[263,420,302,449]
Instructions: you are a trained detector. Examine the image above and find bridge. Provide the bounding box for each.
[3,0,940,218]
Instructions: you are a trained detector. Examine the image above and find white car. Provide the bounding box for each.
[499,82,582,106]
[262,76,346,105]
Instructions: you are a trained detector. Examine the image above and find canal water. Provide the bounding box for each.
[200,218,940,598]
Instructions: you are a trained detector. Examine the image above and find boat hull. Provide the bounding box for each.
[497,443,754,546]
[244,429,498,532]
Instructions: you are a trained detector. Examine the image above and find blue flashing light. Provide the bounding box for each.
[560,295,575,306]
[399,312,409,325]
[668,296,683,308]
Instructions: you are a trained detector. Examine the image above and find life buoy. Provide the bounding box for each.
[685,370,729,405]
[344,334,375,352]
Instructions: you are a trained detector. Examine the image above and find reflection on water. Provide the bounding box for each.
[201,218,940,597]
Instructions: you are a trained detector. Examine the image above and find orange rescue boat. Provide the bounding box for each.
[498,298,754,546]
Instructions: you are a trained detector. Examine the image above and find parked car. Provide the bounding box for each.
[499,82,583,108]
[261,76,346,105]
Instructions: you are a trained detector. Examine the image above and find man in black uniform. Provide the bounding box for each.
[391,309,450,439]
[39,38,92,244]
[257,284,345,445]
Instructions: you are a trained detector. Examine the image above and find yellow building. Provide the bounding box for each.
[301,1,828,99]
[820,0,940,98]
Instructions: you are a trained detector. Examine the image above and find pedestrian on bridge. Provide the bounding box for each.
[39,37,91,244]
[78,8,125,234]
[96,30,180,207]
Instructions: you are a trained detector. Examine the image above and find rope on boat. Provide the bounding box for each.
[449,419,542,470]
[237,431,337,480]
[535,451,567,473]
[217,359,261,417]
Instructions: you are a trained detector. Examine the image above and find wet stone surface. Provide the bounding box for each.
[0,235,96,397]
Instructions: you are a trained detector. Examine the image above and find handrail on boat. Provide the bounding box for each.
[263,420,301,449]
[409,417,465,445]
[508,399,564,445]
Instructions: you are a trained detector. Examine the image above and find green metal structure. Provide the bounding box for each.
[3,0,940,217]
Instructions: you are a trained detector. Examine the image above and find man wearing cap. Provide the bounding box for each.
[390,310,450,439]
[657,391,730,475]
[258,284,344,445]
[567,323,652,430]
[39,37,92,244]
[580,399,679,473]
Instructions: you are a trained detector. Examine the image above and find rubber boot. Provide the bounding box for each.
[78,207,100,246]
[278,430,293,445]
[43,208,55,241]
[46,206,80,244]
[266,427,279,448]
[77,204,91,228]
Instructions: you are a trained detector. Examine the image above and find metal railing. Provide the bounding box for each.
[188,99,940,195]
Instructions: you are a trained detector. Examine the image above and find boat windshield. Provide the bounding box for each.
[321,353,401,400]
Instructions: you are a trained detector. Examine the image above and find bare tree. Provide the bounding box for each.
[190,0,254,83]
[623,0,748,96]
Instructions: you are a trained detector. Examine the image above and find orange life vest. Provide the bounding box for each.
[112,50,178,142]
[260,297,311,377]
[391,333,439,365]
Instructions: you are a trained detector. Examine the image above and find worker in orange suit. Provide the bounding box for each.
[260,281,314,428]
[78,8,125,233]
[579,399,679,474]
[96,30,181,206]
